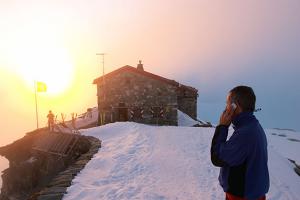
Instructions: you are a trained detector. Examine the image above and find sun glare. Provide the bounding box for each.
[15,47,74,96]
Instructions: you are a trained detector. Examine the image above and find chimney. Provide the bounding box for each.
[137,60,144,71]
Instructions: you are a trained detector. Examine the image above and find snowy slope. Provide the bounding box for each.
[177,109,210,127]
[265,129,300,165]
[63,122,300,200]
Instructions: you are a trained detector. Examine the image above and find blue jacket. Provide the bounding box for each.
[211,112,269,199]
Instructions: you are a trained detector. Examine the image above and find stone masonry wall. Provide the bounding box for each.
[28,136,101,200]
[0,129,96,200]
[97,71,178,126]
[177,88,197,119]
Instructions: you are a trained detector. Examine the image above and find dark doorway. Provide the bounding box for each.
[118,103,128,121]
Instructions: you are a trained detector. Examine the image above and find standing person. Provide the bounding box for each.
[47,110,55,131]
[71,112,77,129]
[211,86,269,200]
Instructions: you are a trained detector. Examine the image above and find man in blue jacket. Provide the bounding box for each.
[211,86,269,200]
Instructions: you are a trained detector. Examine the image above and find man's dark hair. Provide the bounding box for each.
[230,86,256,112]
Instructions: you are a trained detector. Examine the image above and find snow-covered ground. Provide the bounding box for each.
[56,108,211,134]
[177,110,209,127]
[53,107,98,133]
[63,122,300,200]
[177,109,199,126]
[265,129,300,165]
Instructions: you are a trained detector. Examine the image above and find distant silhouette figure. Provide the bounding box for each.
[47,110,55,131]
[86,108,93,119]
[71,112,77,129]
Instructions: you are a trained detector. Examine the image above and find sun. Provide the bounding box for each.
[16,46,74,96]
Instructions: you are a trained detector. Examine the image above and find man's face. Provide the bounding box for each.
[226,92,240,117]
[226,93,233,110]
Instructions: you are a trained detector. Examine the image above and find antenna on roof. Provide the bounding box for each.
[96,53,106,77]
[96,53,107,126]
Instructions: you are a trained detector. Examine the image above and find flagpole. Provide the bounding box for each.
[34,80,39,129]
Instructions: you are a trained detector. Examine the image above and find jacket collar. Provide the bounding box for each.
[232,112,256,129]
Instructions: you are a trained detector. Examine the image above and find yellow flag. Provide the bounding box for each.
[36,81,47,92]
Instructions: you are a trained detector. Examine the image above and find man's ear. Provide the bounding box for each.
[235,103,243,114]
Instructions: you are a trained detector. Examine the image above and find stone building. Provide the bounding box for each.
[93,61,198,126]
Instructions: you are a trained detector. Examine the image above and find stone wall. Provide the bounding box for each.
[28,136,101,200]
[97,71,178,126]
[177,88,197,119]
[0,129,100,200]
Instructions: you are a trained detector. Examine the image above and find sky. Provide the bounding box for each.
[0,0,299,146]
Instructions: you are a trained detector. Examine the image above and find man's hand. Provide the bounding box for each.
[219,106,235,126]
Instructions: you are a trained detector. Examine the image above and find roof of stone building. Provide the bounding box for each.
[93,65,198,94]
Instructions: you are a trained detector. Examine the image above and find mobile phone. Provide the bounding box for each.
[231,103,237,110]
